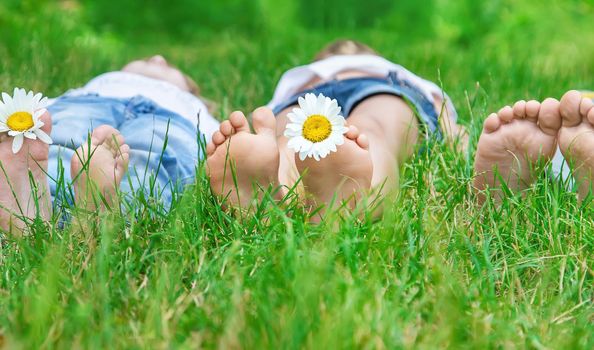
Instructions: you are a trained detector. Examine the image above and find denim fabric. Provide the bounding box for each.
[271,71,442,138]
[47,94,200,208]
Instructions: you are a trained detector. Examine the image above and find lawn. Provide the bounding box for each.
[1,0,593,348]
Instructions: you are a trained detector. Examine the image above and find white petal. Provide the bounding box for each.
[34,120,45,129]
[2,92,13,107]
[289,108,307,123]
[13,89,24,111]
[301,139,314,152]
[26,91,35,106]
[2,100,15,115]
[331,132,344,144]
[316,94,326,108]
[286,122,302,130]
[295,108,308,122]
[298,95,311,115]
[12,134,23,154]
[285,123,302,132]
[8,130,21,137]
[33,108,47,119]
[287,136,304,150]
[333,134,345,146]
[34,129,52,144]
[328,97,338,109]
[325,139,337,153]
[287,111,304,124]
[330,115,346,125]
[38,97,48,108]
[299,150,309,161]
[298,137,313,152]
[316,99,326,116]
[284,128,301,138]
[304,94,318,114]
[322,97,334,116]
[328,105,341,118]
[32,92,42,105]
[297,96,306,109]
[316,146,328,159]
[313,151,320,161]
[23,132,37,140]
[313,139,323,150]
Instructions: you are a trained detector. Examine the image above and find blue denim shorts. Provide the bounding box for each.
[271,71,441,138]
[47,94,201,208]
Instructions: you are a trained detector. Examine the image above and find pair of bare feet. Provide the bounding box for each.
[0,112,130,234]
[474,90,594,200]
[207,90,594,213]
[206,107,372,211]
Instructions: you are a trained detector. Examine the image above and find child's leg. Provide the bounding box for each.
[0,112,52,235]
[276,94,419,212]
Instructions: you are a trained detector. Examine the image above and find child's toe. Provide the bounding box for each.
[512,100,527,118]
[356,134,369,150]
[212,131,226,146]
[345,125,360,140]
[206,142,216,156]
[483,113,501,133]
[497,106,514,123]
[229,111,251,132]
[220,120,235,136]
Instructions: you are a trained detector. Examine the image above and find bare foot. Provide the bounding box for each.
[474,99,561,201]
[206,107,280,207]
[71,125,130,210]
[558,90,594,198]
[296,124,372,211]
[0,111,52,234]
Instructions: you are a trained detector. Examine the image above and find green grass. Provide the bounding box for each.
[1,0,594,348]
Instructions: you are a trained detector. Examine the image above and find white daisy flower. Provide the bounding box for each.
[284,93,349,161]
[0,88,52,154]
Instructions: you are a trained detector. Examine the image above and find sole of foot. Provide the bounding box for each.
[296,124,373,213]
[70,125,130,211]
[206,107,280,208]
[474,98,561,202]
[0,111,52,234]
[558,90,594,198]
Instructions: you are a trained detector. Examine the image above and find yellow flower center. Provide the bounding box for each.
[6,112,34,132]
[302,114,332,143]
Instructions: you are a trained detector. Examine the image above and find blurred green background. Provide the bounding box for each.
[1,0,593,125]
[1,0,594,348]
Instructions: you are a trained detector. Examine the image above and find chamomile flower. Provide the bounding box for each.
[0,88,52,154]
[284,93,349,161]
